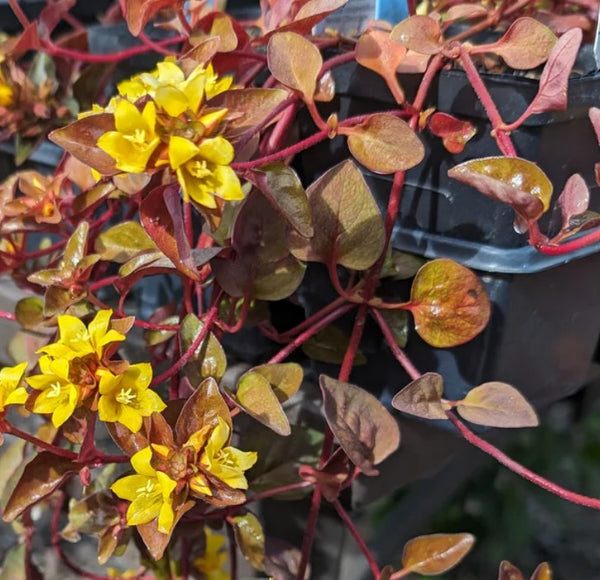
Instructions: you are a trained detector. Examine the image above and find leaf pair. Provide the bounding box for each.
[392,372,539,428]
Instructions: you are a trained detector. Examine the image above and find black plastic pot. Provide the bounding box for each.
[297,59,600,411]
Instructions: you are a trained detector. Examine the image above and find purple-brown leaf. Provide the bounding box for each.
[392,372,448,420]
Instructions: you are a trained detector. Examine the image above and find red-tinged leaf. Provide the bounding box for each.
[530,562,552,580]
[174,377,231,447]
[557,174,589,231]
[298,448,349,502]
[402,533,475,574]
[125,0,184,36]
[319,375,401,476]
[261,0,348,39]
[478,17,556,70]
[289,160,385,271]
[267,32,322,102]
[499,561,525,580]
[390,16,443,55]
[535,12,591,35]
[314,70,335,102]
[3,452,79,521]
[180,36,220,66]
[209,14,238,52]
[137,500,194,560]
[212,88,288,137]
[526,27,582,116]
[231,513,266,571]
[379,566,394,580]
[49,114,118,176]
[226,372,291,436]
[106,421,148,456]
[356,30,406,104]
[264,537,310,580]
[590,107,600,145]
[39,0,76,36]
[392,372,448,420]
[5,23,41,57]
[445,3,488,21]
[140,185,200,281]
[95,221,158,263]
[246,163,313,237]
[457,382,539,428]
[407,259,491,348]
[344,114,424,174]
[448,157,552,223]
[428,112,477,154]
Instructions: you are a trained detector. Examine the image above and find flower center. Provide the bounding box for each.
[136,479,156,495]
[216,448,237,469]
[47,382,62,399]
[116,387,136,405]
[188,159,212,179]
[125,129,148,150]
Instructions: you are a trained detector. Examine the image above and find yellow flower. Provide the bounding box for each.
[97,363,166,433]
[0,71,13,108]
[111,447,177,534]
[107,568,138,579]
[38,309,125,362]
[188,417,257,496]
[168,135,244,208]
[194,527,230,580]
[0,362,28,412]
[203,63,233,100]
[26,356,81,427]
[97,99,160,173]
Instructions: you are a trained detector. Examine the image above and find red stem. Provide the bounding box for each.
[459,47,517,157]
[267,304,355,364]
[280,296,347,340]
[151,303,219,386]
[536,227,600,255]
[4,423,78,460]
[446,411,600,510]
[333,500,380,579]
[0,309,15,320]
[296,487,322,580]
[8,0,30,28]
[370,308,421,381]
[43,35,185,64]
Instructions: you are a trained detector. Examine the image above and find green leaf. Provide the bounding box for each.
[246,363,303,402]
[248,163,313,237]
[231,513,266,571]
[227,373,291,436]
[61,491,120,541]
[407,259,491,348]
[0,543,26,580]
[319,375,401,475]
[392,372,448,420]
[15,297,45,330]
[401,533,475,575]
[457,382,539,428]
[3,452,79,522]
[380,250,426,280]
[345,114,424,174]
[380,310,409,348]
[179,314,227,386]
[95,221,157,263]
[302,324,367,365]
[267,32,322,102]
[289,160,385,271]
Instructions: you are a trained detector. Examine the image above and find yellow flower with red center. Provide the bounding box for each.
[97,99,160,173]
[26,356,81,427]
[97,363,166,433]
[168,135,244,208]
[111,447,177,534]
[187,416,257,497]
[0,362,28,412]
[38,309,125,362]
[194,527,230,580]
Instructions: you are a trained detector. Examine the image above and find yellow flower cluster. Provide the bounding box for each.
[26,310,165,431]
[95,59,244,210]
[111,417,257,534]
[0,69,13,108]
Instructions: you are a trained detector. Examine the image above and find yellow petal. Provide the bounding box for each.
[141,101,157,136]
[125,363,153,390]
[213,165,244,201]
[118,404,143,433]
[196,137,234,165]
[131,447,157,477]
[111,474,149,501]
[98,393,120,422]
[178,168,218,209]
[155,61,185,86]
[169,136,200,170]
[98,370,120,395]
[126,492,163,526]
[4,386,29,407]
[189,474,212,496]
[114,99,148,135]
[155,86,189,117]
